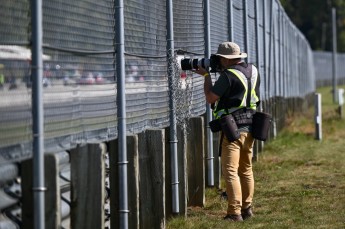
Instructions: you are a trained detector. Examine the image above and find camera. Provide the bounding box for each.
[180,55,220,73]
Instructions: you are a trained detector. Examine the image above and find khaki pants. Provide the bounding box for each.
[221,132,255,215]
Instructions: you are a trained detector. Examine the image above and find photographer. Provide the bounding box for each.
[193,41,260,222]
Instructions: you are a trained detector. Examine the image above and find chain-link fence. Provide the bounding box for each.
[314,51,345,87]
[0,0,315,164]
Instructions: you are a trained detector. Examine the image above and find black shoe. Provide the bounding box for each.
[223,214,243,222]
[241,206,254,220]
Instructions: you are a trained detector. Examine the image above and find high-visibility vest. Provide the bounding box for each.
[213,64,259,119]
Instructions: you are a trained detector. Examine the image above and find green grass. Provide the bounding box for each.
[167,86,345,229]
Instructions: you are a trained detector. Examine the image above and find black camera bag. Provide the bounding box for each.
[220,114,240,141]
[252,111,272,141]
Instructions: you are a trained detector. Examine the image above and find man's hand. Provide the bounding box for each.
[192,66,209,76]
[191,67,219,104]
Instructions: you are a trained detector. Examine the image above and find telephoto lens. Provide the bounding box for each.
[180,58,209,70]
[180,55,220,72]
[180,58,196,70]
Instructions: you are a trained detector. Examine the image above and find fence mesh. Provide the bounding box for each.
[0,0,317,163]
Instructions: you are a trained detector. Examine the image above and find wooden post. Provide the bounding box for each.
[109,135,139,229]
[337,88,344,118]
[138,129,165,229]
[70,143,105,229]
[187,117,205,207]
[315,93,322,140]
[21,153,61,229]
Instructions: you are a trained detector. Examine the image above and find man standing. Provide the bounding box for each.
[193,41,260,221]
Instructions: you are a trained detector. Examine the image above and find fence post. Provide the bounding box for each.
[332,8,338,103]
[166,0,180,214]
[204,0,214,188]
[212,132,221,189]
[337,88,344,118]
[228,0,233,41]
[243,0,249,63]
[165,125,188,217]
[70,143,105,229]
[315,93,322,140]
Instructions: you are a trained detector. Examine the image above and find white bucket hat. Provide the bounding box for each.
[215,42,247,59]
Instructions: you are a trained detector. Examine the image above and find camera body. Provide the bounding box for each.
[180,54,220,73]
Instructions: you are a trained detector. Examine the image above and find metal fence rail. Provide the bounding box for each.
[0,0,315,164]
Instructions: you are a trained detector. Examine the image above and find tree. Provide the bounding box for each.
[280,0,345,52]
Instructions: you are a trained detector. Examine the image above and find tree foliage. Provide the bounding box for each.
[280,0,345,52]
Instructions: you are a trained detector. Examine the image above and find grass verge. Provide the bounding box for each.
[167,86,345,229]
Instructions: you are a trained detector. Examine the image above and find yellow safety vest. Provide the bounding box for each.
[213,66,259,119]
